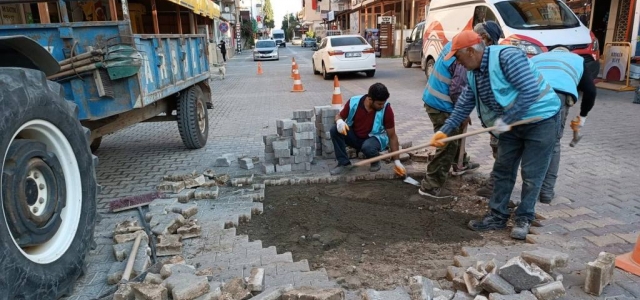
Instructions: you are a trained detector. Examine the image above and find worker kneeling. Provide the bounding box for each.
[330,83,406,177]
[432,31,562,240]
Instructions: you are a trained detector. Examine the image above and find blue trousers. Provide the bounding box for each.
[490,112,561,221]
[330,125,381,166]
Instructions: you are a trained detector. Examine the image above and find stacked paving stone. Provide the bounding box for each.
[263,110,318,174]
[314,105,340,159]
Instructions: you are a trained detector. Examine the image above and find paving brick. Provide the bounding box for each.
[584,234,627,247]
[584,252,616,296]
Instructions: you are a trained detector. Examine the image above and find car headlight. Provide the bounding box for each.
[510,39,543,55]
[592,39,599,52]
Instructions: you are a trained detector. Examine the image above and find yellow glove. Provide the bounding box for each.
[430,131,448,148]
[336,119,350,135]
[393,160,406,177]
[570,116,586,132]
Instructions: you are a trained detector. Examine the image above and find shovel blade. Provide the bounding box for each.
[403,176,421,186]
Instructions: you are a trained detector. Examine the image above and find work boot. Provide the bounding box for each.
[468,213,508,231]
[418,187,453,199]
[511,217,531,240]
[369,161,381,172]
[330,164,351,176]
[476,185,493,198]
[451,162,480,176]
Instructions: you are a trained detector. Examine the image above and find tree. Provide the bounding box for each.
[262,0,275,29]
[283,13,299,41]
[281,14,289,32]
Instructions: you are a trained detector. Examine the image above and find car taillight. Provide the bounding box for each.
[328,50,344,56]
[362,48,375,54]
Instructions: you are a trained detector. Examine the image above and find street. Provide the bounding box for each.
[74,44,640,299]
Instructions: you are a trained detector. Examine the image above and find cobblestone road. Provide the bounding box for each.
[78,44,640,299]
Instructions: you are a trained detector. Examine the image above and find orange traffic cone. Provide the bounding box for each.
[257,62,263,75]
[291,63,305,92]
[616,233,640,276]
[331,75,343,108]
[290,57,296,79]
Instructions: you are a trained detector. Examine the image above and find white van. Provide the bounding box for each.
[418,0,600,79]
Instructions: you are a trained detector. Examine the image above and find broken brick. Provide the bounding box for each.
[177,222,202,239]
[221,278,252,300]
[113,230,148,244]
[114,283,134,300]
[131,283,169,300]
[479,274,515,295]
[531,281,566,300]
[184,175,206,188]
[157,181,185,194]
[165,273,210,300]
[115,220,143,234]
[150,213,185,236]
[167,202,198,219]
[520,248,569,273]
[498,256,553,292]
[156,234,183,257]
[160,263,195,279]
[195,267,214,281]
[584,252,616,296]
[144,273,164,285]
[163,171,198,182]
[194,186,219,199]
[408,276,434,300]
[247,268,265,292]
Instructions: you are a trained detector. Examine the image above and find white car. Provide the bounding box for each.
[253,40,279,61]
[291,37,302,46]
[312,35,376,80]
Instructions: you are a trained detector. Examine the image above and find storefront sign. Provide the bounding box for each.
[0,4,20,24]
[603,45,629,81]
[328,11,335,22]
[377,16,395,25]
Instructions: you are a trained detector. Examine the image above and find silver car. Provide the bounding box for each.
[253,40,279,61]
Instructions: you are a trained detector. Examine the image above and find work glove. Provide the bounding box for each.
[570,116,586,131]
[492,118,511,135]
[336,119,349,135]
[430,131,448,148]
[393,160,406,177]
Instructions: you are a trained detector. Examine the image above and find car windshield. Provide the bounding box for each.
[273,33,285,39]
[494,0,580,30]
[256,41,276,48]
[330,36,367,47]
[305,38,315,41]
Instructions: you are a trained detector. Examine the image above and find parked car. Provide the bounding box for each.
[253,40,279,61]
[302,37,317,48]
[421,0,599,79]
[312,35,376,80]
[291,37,303,45]
[403,21,425,69]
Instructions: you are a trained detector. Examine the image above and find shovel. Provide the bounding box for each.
[402,175,420,186]
[353,117,542,167]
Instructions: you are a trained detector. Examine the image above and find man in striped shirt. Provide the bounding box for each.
[429,31,562,240]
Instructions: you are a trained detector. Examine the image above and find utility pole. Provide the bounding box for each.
[400,0,404,56]
[236,0,241,53]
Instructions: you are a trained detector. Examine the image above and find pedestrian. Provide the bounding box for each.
[330,83,406,177]
[218,39,227,62]
[430,31,562,240]
[532,51,597,203]
[418,22,504,198]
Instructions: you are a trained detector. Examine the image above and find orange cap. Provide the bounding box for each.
[444,30,483,60]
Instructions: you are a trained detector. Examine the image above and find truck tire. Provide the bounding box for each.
[177,85,209,149]
[0,67,98,299]
[90,137,102,153]
[402,52,413,68]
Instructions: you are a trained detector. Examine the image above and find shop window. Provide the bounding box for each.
[473,6,498,27]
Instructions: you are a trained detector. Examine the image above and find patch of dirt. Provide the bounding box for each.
[237,178,520,290]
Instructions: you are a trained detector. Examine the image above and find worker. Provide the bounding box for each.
[533,51,597,202]
[330,83,406,177]
[418,21,503,198]
[218,40,227,62]
[431,31,562,240]
[476,51,597,202]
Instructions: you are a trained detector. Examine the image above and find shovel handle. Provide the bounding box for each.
[353,117,541,167]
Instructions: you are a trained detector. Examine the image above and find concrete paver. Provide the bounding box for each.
[67,45,640,299]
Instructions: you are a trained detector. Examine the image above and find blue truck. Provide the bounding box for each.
[0,0,215,297]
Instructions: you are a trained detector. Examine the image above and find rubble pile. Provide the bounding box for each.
[113,255,345,300]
